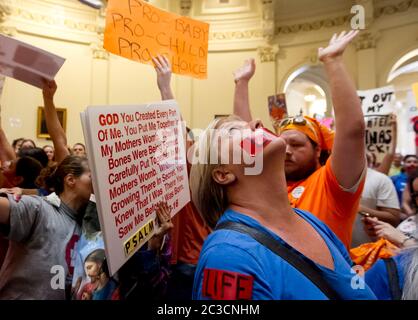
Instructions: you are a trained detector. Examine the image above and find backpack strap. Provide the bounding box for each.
[215,221,342,300]
[383,258,402,300]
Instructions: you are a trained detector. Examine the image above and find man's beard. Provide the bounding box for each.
[285,157,318,182]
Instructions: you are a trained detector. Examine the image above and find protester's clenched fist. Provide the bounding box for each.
[42,79,57,101]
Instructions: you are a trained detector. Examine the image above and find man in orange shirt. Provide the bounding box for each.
[233,31,366,247]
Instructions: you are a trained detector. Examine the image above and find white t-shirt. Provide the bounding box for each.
[351,168,400,248]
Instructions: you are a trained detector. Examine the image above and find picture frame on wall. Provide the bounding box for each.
[37,106,67,139]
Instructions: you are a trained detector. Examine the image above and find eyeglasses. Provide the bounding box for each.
[278,115,307,128]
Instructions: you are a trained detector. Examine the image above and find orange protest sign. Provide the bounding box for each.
[104,0,209,79]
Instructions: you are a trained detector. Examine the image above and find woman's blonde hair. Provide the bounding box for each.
[189,115,242,229]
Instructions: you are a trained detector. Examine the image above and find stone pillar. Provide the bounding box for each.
[260,0,275,43]
[180,0,192,16]
[90,10,109,105]
[0,0,15,36]
[257,45,279,125]
[355,31,379,90]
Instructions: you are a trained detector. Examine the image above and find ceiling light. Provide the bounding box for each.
[78,0,104,9]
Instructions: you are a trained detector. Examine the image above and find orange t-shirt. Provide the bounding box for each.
[170,202,211,265]
[287,159,365,248]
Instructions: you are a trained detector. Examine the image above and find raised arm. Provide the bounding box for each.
[233,59,255,122]
[0,107,16,163]
[401,185,415,217]
[153,55,174,101]
[376,114,397,175]
[0,196,10,225]
[152,55,190,151]
[42,80,70,163]
[319,30,366,189]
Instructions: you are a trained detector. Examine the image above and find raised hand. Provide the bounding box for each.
[388,113,397,126]
[42,79,57,101]
[153,55,173,99]
[155,201,173,236]
[233,58,256,83]
[318,30,359,63]
[147,201,173,251]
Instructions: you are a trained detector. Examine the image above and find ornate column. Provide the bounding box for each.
[260,0,275,43]
[90,6,109,105]
[0,0,16,36]
[180,0,192,16]
[355,31,379,89]
[257,45,279,120]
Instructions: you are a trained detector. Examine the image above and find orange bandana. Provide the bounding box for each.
[278,116,334,151]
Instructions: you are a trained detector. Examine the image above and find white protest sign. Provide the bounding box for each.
[0,34,65,88]
[81,100,190,275]
[358,86,395,116]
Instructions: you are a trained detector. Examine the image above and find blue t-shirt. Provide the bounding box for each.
[193,208,376,300]
[365,254,408,300]
[391,172,407,205]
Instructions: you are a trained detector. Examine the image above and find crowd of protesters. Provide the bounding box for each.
[0,30,417,300]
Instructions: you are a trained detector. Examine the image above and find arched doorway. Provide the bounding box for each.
[386,48,418,155]
[282,64,332,121]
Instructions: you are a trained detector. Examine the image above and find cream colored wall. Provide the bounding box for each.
[190,50,273,130]
[1,33,93,147]
[0,0,417,153]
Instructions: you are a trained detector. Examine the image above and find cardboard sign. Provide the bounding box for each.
[365,115,394,167]
[81,100,190,275]
[104,0,209,79]
[358,86,395,116]
[358,86,397,167]
[268,93,287,131]
[0,34,65,88]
